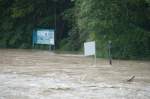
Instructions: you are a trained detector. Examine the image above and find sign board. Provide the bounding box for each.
[33,29,55,45]
[84,41,96,56]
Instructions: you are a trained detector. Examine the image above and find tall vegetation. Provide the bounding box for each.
[62,0,150,59]
[0,0,150,59]
[0,0,71,48]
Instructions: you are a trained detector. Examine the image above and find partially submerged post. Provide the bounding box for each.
[32,30,36,48]
[108,40,112,65]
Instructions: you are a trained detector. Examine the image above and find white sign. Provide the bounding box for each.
[84,41,96,56]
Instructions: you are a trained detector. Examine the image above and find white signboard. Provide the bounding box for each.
[84,41,96,56]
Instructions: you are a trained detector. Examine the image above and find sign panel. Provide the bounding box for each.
[84,41,96,56]
[33,29,55,45]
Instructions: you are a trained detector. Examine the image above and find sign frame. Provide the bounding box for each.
[32,29,55,46]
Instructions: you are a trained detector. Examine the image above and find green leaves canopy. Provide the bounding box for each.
[64,0,150,59]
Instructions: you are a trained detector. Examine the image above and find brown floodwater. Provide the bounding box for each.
[0,49,150,99]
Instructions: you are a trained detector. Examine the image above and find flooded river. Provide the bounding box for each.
[0,49,150,99]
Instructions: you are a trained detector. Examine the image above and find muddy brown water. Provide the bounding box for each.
[0,49,150,99]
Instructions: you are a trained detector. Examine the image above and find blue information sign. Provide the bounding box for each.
[32,29,55,45]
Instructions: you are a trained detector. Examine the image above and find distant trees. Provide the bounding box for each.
[62,0,150,59]
[0,0,150,59]
[0,0,71,48]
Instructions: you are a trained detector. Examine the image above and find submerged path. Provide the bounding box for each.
[0,49,150,99]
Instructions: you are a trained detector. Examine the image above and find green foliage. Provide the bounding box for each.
[63,0,150,59]
[11,0,34,18]
[0,0,70,49]
[0,0,150,59]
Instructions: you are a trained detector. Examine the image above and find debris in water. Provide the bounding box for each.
[127,76,135,82]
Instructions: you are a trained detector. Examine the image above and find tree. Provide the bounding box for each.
[64,0,150,59]
[0,0,71,48]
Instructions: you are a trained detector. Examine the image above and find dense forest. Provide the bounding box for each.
[0,0,150,59]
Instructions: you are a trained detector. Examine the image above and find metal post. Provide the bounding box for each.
[49,45,51,51]
[108,40,112,65]
[54,0,57,50]
[32,31,35,49]
[94,54,96,66]
[94,41,96,66]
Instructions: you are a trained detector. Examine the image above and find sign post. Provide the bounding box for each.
[84,41,96,66]
[108,40,112,65]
